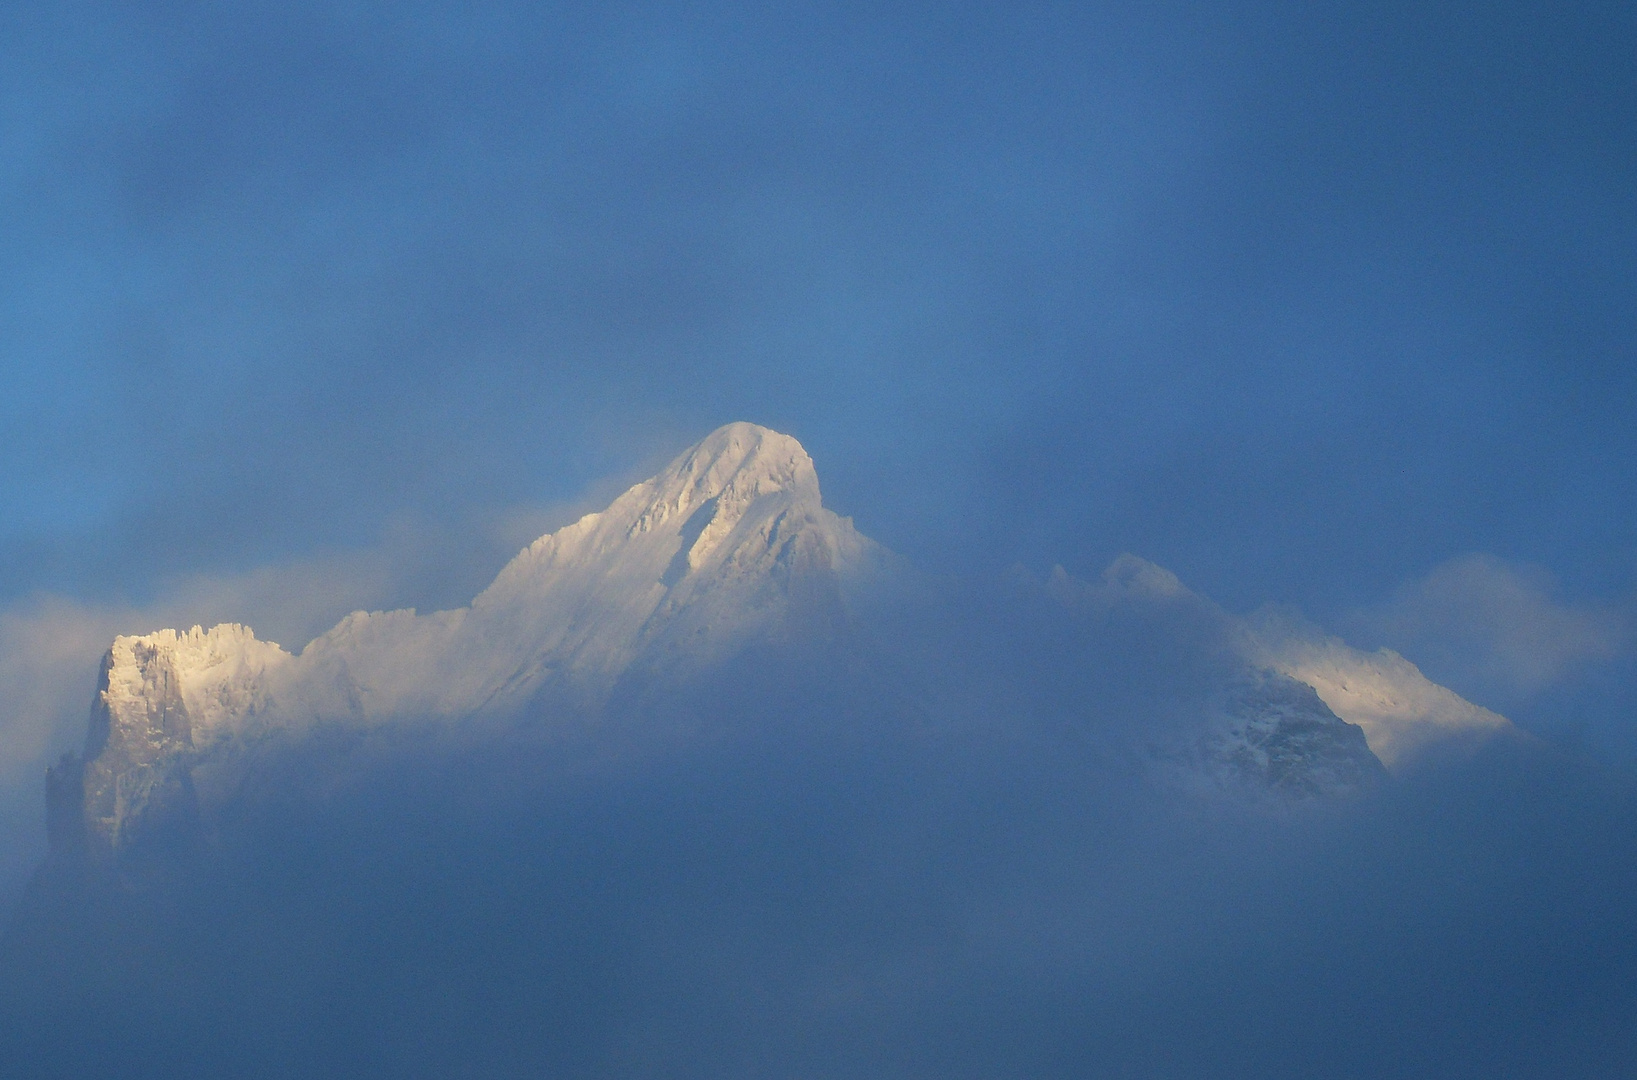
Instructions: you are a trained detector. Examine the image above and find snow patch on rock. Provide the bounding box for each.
[1242,611,1513,769]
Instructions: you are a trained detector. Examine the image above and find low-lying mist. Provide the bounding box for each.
[3,573,1634,1079]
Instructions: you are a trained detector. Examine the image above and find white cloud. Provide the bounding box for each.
[1346,553,1628,705]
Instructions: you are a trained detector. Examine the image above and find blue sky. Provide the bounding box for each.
[2,0,1634,754]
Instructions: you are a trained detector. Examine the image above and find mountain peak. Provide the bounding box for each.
[629,422,820,537]
[680,422,815,489]
[59,423,880,856]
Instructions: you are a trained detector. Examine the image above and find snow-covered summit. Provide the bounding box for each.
[58,423,883,855]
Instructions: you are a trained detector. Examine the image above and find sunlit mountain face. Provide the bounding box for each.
[6,425,1629,1080]
[43,423,1434,866]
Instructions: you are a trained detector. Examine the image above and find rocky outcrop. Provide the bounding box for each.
[1209,669,1386,795]
[48,626,287,859]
